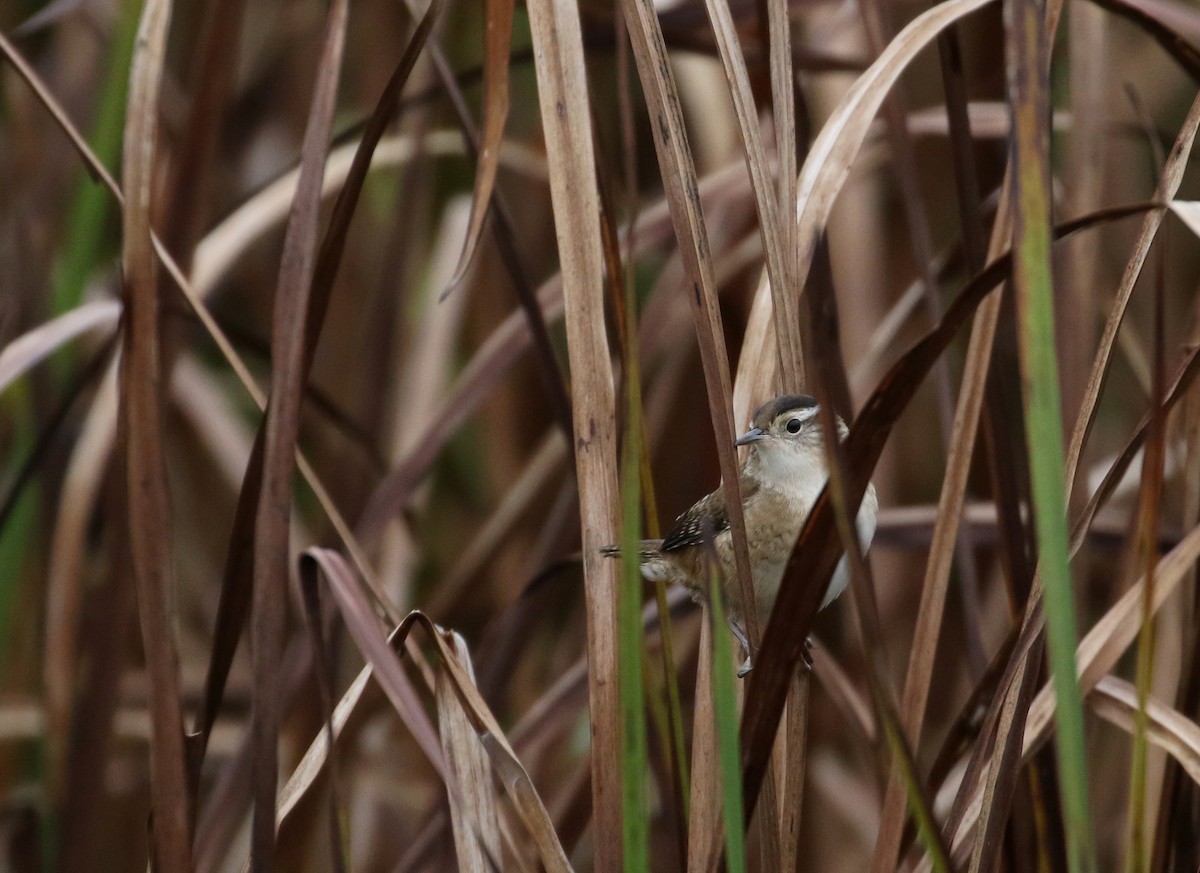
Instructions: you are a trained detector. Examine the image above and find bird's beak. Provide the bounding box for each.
[734,427,765,447]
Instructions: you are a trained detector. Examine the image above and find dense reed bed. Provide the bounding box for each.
[3,0,1200,869]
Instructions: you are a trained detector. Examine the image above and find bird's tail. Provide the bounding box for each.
[600,539,664,562]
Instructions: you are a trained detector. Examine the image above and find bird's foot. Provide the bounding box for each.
[737,656,753,679]
[801,636,815,670]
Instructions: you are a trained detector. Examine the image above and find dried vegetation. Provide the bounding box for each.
[2,0,1200,870]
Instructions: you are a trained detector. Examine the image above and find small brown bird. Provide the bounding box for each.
[604,394,878,673]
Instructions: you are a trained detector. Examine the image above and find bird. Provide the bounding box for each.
[603,393,878,674]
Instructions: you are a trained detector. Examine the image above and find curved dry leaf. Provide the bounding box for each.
[294,549,571,872]
[445,0,515,291]
[418,614,572,873]
[736,0,997,409]
[0,299,120,396]
[1090,675,1200,787]
[791,0,995,285]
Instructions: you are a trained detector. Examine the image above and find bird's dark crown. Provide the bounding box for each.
[750,394,818,430]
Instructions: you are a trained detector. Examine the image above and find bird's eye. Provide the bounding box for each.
[786,418,802,434]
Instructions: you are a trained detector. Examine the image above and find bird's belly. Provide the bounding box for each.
[736,489,811,623]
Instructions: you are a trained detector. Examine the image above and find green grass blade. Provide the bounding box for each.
[1007,0,1097,869]
[52,0,140,317]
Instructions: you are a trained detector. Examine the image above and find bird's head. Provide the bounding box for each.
[735,394,843,481]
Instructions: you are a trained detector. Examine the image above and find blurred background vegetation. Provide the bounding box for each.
[2,0,1200,869]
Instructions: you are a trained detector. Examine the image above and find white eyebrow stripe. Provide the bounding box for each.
[791,405,820,422]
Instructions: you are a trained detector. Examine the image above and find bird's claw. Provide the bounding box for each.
[801,636,815,670]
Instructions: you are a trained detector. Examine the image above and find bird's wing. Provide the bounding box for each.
[661,478,758,552]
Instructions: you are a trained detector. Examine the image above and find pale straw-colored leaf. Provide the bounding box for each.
[1089,675,1200,788]
[524,0,622,860]
[437,632,505,873]
[0,299,120,396]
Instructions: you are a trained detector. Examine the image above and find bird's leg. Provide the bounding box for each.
[801,636,815,670]
[728,618,750,653]
[728,619,757,678]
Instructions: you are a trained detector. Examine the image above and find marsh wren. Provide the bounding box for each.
[604,394,878,673]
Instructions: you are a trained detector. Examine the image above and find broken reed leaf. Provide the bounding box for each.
[249,1,349,866]
[0,300,121,396]
[297,549,571,871]
[524,0,623,861]
[739,199,1158,819]
[444,0,515,292]
[298,551,446,780]
[200,0,441,786]
[436,632,505,873]
[117,0,194,869]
